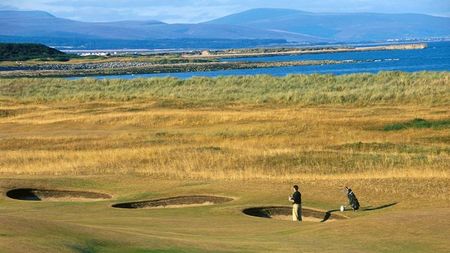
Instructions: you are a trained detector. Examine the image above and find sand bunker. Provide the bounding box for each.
[6,188,112,201]
[243,206,347,222]
[112,195,233,209]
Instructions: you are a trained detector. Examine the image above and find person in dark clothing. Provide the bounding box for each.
[345,186,360,211]
[289,185,302,221]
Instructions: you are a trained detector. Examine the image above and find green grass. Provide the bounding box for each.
[330,142,450,154]
[0,109,15,117]
[383,118,450,131]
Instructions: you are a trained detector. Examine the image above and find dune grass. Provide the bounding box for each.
[0,72,449,106]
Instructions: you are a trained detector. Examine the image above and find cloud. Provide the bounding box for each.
[3,0,450,23]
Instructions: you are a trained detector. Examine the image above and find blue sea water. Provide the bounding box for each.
[73,41,450,80]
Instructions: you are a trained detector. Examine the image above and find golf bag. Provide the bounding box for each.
[347,189,360,210]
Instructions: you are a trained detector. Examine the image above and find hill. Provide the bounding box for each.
[1,9,449,49]
[207,8,450,42]
[0,10,320,49]
[0,43,69,61]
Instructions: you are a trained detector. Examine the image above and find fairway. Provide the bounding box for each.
[1,177,449,252]
[0,73,449,252]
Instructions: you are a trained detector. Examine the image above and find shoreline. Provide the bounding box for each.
[0,43,430,78]
[0,59,384,78]
[182,43,427,59]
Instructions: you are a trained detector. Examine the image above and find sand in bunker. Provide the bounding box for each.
[112,195,233,209]
[243,206,348,222]
[6,188,112,201]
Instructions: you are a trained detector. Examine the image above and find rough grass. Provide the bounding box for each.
[0,102,448,183]
[0,72,449,106]
[0,72,448,189]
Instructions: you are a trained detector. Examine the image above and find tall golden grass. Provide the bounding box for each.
[0,100,448,180]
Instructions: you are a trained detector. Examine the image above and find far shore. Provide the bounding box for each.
[0,59,393,78]
[0,43,429,78]
[182,43,428,59]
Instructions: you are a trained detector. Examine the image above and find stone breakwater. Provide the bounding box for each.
[183,43,428,59]
[0,58,402,78]
[0,59,390,78]
[0,61,160,71]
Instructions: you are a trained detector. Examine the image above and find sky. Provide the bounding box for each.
[1,0,449,23]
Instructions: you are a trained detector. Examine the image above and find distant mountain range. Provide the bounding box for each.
[1,8,449,49]
[207,8,450,42]
[0,10,317,46]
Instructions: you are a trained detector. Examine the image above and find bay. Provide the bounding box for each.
[72,41,450,80]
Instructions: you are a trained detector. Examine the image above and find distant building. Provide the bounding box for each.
[79,52,109,56]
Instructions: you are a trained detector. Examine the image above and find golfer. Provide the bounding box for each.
[289,185,302,221]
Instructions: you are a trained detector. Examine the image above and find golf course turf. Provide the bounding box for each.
[0,72,448,252]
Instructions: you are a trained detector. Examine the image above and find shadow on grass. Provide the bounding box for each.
[322,202,398,222]
[362,202,398,211]
[322,209,339,222]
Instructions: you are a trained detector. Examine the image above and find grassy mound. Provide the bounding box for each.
[0,43,70,61]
